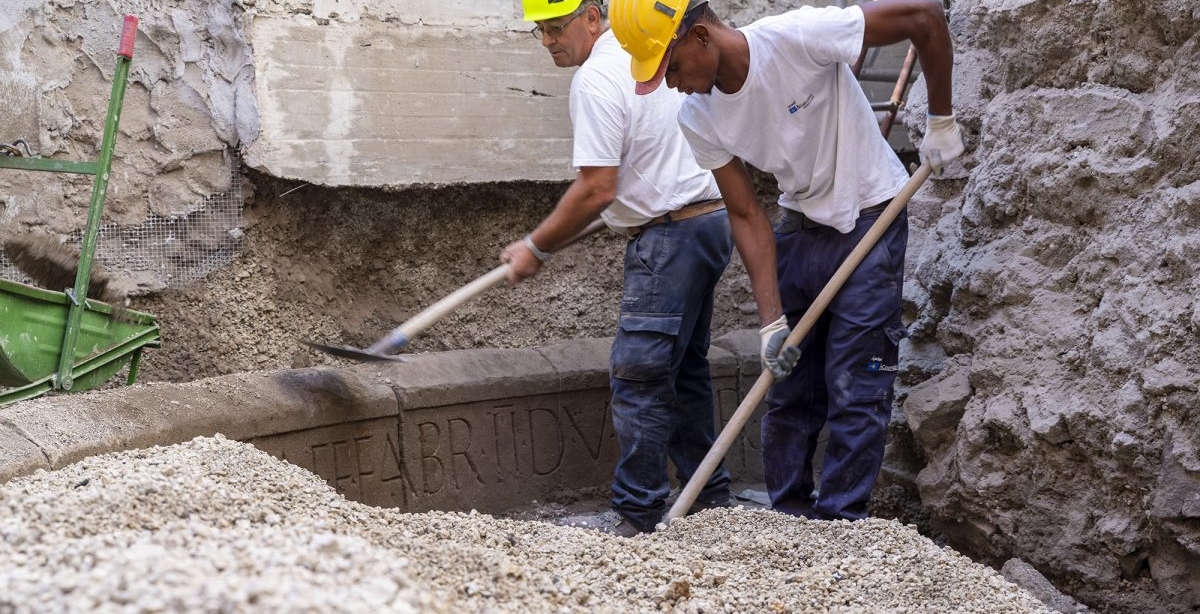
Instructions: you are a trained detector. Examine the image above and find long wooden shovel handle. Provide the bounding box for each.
[367,218,608,354]
[663,163,933,526]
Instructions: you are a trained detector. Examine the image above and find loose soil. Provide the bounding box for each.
[131,173,773,383]
[0,435,1052,614]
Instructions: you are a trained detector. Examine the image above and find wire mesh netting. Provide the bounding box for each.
[0,151,244,293]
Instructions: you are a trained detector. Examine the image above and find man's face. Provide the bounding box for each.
[664,26,719,95]
[536,7,601,68]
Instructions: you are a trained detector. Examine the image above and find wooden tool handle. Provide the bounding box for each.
[367,218,608,354]
[663,163,933,526]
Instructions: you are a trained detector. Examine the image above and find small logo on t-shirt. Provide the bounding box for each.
[788,94,815,114]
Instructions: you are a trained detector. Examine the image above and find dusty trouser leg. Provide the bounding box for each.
[610,210,733,531]
[666,216,734,507]
[762,314,830,516]
[812,209,908,521]
[762,223,832,516]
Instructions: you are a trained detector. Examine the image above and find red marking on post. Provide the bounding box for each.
[118,15,138,59]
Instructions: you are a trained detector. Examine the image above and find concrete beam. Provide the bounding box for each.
[245,16,574,188]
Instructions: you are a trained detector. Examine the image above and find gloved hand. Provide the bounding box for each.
[759,315,802,379]
[500,238,545,284]
[920,113,965,176]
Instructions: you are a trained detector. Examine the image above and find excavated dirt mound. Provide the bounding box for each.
[130,175,765,383]
[0,435,1052,613]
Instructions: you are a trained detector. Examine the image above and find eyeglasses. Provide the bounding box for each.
[531,11,583,40]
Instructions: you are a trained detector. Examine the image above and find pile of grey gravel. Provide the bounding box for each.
[0,436,1051,613]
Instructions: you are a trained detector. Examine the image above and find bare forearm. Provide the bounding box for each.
[861,0,953,115]
[729,206,783,325]
[910,4,953,115]
[712,159,783,326]
[530,169,616,251]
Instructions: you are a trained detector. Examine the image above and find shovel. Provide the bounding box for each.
[307,218,609,362]
[662,162,933,527]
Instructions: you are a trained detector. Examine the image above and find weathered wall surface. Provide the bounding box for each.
[897,0,1200,612]
[0,0,254,235]
[0,332,767,514]
[245,14,574,186]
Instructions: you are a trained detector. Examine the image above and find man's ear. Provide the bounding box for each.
[690,24,710,46]
[587,5,604,31]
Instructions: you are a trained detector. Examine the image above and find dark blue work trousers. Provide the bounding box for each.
[609,209,733,531]
[764,206,908,521]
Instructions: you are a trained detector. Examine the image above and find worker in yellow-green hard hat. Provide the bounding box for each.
[502,0,734,537]
[611,0,966,522]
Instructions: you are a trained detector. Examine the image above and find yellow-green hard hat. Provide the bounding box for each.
[522,0,586,22]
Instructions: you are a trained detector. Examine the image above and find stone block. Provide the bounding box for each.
[253,388,619,513]
[0,367,395,470]
[904,355,973,452]
[712,330,766,482]
[372,347,556,410]
[0,423,48,484]
[1000,558,1089,614]
[713,329,761,377]
[0,335,771,513]
[535,337,612,392]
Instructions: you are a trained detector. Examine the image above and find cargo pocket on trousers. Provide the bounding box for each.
[849,321,908,404]
[611,313,682,382]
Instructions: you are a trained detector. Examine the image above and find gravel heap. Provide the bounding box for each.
[0,436,1051,613]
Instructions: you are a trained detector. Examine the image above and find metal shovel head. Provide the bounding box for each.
[303,340,408,363]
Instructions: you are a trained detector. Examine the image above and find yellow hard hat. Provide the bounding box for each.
[522,0,586,22]
[611,0,707,89]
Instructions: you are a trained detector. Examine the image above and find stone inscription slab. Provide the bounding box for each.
[253,389,619,512]
[253,375,764,512]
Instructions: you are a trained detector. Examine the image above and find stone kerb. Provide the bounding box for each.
[0,332,765,515]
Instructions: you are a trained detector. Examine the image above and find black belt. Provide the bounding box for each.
[777,200,889,233]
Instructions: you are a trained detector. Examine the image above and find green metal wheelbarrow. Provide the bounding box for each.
[0,15,161,407]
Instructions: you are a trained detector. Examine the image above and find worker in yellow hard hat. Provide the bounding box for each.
[501,0,734,536]
[611,0,965,522]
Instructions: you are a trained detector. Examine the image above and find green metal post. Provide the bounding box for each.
[126,348,143,385]
[56,16,137,391]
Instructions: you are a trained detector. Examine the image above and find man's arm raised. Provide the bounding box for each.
[859,0,963,171]
[859,0,952,114]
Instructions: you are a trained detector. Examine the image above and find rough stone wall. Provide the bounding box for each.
[0,0,255,236]
[898,0,1200,612]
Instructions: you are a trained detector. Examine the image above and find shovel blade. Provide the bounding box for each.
[303,341,408,363]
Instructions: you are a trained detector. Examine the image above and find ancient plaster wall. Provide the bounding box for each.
[0,0,255,236]
[897,0,1200,611]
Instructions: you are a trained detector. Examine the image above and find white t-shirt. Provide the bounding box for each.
[677,6,909,233]
[571,30,721,229]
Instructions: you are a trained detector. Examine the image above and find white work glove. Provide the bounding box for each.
[920,113,965,176]
[759,315,802,379]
